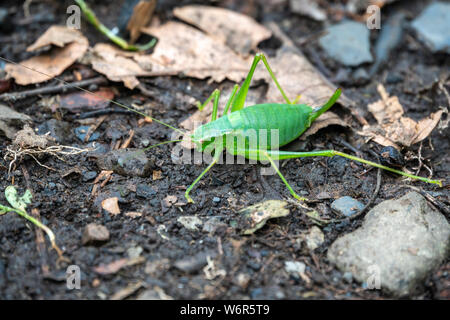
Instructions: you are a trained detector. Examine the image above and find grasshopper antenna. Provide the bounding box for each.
[0,56,187,136]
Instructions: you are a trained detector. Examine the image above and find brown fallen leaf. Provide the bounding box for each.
[90,43,151,89]
[127,0,157,44]
[5,26,88,85]
[173,5,272,57]
[359,84,444,148]
[299,112,349,140]
[58,87,114,112]
[141,21,250,83]
[101,197,121,215]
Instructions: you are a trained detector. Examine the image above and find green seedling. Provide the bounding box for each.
[75,0,156,51]
[0,54,442,206]
[0,186,66,263]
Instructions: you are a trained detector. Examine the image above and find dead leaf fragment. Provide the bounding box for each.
[127,0,157,44]
[101,197,121,215]
[59,87,114,112]
[300,112,349,140]
[91,43,150,89]
[141,22,250,83]
[173,5,272,57]
[5,26,88,85]
[360,84,444,148]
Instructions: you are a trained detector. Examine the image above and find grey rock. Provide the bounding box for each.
[37,119,73,144]
[285,261,306,279]
[305,226,325,251]
[74,125,100,142]
[136,184,156,198]
[0,104,32,139]
[331,196,365,217]
[82,223,110,246]
[82,171,97,182]
[177,216,203,232]
[174,251,217,274]
[327,192,450,296]
[96,148,154,177]
[319,20,373,66]
[411,2,450,54]
[202,217,227,234]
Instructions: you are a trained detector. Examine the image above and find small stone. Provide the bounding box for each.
[127,246,143,259]
[212,197,221,203]
[237,200,290,235]
[174,251,217,274]
[284,261,306,279]
[0,104,32,139]
[74,125,100,142]
[411,2,450,54]
[319,20,373,66]
[96,148,154,177]
[343,272,353,284]
[352,68,370,84]
[82,171,98,182]
[136,184,156,198]
[233,273,251,289]
[202,217,227,233]
[305,226,325,251]
[101,197,121,215]
[328,192,450,296]
[177,216,203,232]
[82,223,110,246]
[331,196,365,217]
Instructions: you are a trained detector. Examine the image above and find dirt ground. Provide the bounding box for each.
[0,0,448,300]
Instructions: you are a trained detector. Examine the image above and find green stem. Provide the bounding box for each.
[0,204,66,260]
[75,0,156,51]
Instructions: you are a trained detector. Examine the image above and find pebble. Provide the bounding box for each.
[177,216,203,232]
[411,2,450,54]
[319,20,373,67]
[284,261,306,279]
[202,217,227,234]
[174,251,217,274]
[136,184,156,198]
[212,197,221,203]
[233,273,251,289]
[82,223,110,246]
[0,104,32,139]
[328,192,450,296]
[74,125,100,142]
[96,148,154,177]
[82,171,98,182]
[305,226,325,251]
[237,200,290,235]
[331,196,365,217]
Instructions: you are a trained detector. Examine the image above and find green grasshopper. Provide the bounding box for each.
[1,53,442,205]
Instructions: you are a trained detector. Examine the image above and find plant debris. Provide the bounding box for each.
[5,26,88,85]
[359,84,444,148]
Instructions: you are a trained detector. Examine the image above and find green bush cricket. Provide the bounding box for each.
[0,53,442,205]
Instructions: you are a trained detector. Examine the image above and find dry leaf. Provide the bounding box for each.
[127,0,157,44]
[359,84,444,148]
[101,197,121,215]
[91,43,151,89]
[5,26,88,85]
[173,5,272,57]
[299,112,349,140]
[141,22,250,83]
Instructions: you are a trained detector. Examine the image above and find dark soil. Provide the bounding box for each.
[0,0,448,300]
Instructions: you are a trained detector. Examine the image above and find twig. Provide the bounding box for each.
[0,76,107,102]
